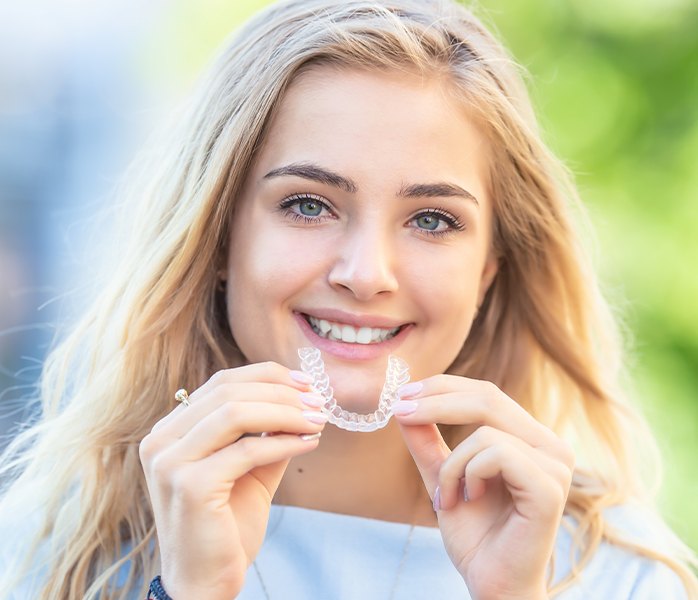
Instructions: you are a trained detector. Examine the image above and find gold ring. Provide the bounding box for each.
[175,388,190,407]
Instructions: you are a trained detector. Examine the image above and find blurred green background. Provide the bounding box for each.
[144,0,697,550]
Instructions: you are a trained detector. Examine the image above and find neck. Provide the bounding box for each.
[274,420,437,527]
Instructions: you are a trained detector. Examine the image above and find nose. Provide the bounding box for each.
[327,223,399,300]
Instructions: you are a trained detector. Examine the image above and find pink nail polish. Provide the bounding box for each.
[300,392,325,408]
[433,486,441,512]
[391,400,418,416]
[302,410,329,424]
[397,381,423,398]
[289,370,314,384]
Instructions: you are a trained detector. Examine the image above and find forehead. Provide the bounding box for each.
[250,65,492,203]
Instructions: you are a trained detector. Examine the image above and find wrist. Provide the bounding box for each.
[494,587,548,600]
[149,574,242,600]
[470,582,548,600]
[147,576,173,600]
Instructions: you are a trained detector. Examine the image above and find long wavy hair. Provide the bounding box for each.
[1,0,696,598]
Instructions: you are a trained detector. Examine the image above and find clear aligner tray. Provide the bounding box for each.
[298,347,410,432]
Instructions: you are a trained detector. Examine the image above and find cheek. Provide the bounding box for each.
[226,226,328,316]
[401,246,482,313]
[401,250,481,363]
[229,223,288,285]
[424,277,477,339]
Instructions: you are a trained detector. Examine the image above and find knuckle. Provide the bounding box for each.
[463,455,480,479]
[260,361,282,374]
[489,441,507,462]
[548,479,569,509]
[220,400,242,421]
[473,424,498,445]
[138,433,160,464]
[536,475,567,512]
[482,380,501,407]
[150,451,177,483]
[208,368,234,387]
[470,380,500,421]
[437,462,453,488]
[557,438,576,470]
[557,457,575,490]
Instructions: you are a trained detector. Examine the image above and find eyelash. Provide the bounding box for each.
[410,207,466,237]
[277,193,335,224]
[277,194,466,237]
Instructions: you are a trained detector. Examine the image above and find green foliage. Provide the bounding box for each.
[485,0,698,549]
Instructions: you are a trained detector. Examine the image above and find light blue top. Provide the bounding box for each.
[1,504,689,598]
[237,504,688,599]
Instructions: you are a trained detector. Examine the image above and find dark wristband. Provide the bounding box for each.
[147,575,173,600]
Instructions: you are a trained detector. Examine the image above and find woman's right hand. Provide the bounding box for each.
[139,362,327,599]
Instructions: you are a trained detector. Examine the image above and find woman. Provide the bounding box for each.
[1,1,696,598]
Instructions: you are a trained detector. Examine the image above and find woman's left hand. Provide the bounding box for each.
[394,375,575,600]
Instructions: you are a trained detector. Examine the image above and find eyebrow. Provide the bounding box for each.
[263,161,478,207]
[398,182,479,207]
[263,162,357,193]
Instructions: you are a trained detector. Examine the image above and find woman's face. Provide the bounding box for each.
[226,67,497,411]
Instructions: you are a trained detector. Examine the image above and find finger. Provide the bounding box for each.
[155,381,317,439]
[201,432,322,491]
[175,401,327,460]
[156,433,321,510]
[397,421,450,497]
[155,362,313,431]
[438,425,571,511]
[440,435,568,520]
[194,361,313,399]
[394,375,571,463]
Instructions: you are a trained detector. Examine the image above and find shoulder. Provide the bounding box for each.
[0,502,142,599]
[552,504,691,599]
[0,504,49,598]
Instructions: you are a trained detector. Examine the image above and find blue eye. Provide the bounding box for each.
[278,193,333,222]
[298,198,323,216]
[410,209,464,236]
[415,214,441,231]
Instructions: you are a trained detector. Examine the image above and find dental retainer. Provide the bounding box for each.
[298,347,410,432]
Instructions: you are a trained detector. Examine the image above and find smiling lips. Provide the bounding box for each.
[303,314,404,344]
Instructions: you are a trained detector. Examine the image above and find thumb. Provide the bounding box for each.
[397,422,450,494]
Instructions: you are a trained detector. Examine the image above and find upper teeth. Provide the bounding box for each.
[306,315,401,344]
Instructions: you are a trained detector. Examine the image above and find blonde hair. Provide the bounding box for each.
[1,0,695,597]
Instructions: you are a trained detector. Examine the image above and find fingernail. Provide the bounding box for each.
[397,381,423,398]
[391,400,418,416]
[300,432,322,442]
[463,484,469,503]
[433,486,441,512]
[302,410,329,424]
[300,392,325,408]
[289,370,314,385]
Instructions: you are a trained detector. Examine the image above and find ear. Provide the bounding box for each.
[476,252,498,307]
[215,266,228,293]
